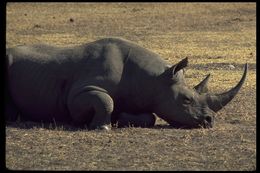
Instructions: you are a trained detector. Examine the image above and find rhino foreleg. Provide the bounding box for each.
[117,112,156,128]
[67,90,114,130]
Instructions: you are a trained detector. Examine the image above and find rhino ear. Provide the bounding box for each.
[194,74,210,94]
[160,57,188,81]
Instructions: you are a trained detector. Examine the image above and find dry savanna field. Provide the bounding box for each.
[5,3,256,170]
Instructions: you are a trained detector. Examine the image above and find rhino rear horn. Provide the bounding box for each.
[194,74,210,94]
[207,63,248,112]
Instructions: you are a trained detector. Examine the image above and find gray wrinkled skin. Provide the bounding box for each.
[5,37,247,130]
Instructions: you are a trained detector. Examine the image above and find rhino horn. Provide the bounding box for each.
[194,74,211,94]
[206,63,248,112]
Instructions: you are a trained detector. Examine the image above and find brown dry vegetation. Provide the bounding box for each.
[6,3,256,171]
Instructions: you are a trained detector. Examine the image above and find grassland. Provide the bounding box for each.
[6,3,256,170]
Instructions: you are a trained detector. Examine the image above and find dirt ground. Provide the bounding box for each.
[5,3,256,170]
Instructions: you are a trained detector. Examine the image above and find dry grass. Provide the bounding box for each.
[6,3,256,171]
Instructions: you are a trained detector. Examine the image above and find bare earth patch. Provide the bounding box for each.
[6,3,256,171]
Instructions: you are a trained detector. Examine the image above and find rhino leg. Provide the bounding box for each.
[67,90,114,130]
[117,112,156,128]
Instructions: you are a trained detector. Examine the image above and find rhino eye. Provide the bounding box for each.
[183,97,192,104]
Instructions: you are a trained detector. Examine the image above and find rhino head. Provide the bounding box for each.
[152,58,247,128]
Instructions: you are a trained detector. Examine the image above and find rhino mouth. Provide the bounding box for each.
[168,118,213,129]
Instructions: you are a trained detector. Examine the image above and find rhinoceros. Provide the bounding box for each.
[5,37,247,130]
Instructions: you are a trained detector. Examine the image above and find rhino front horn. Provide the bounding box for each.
[207,63,248,112]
